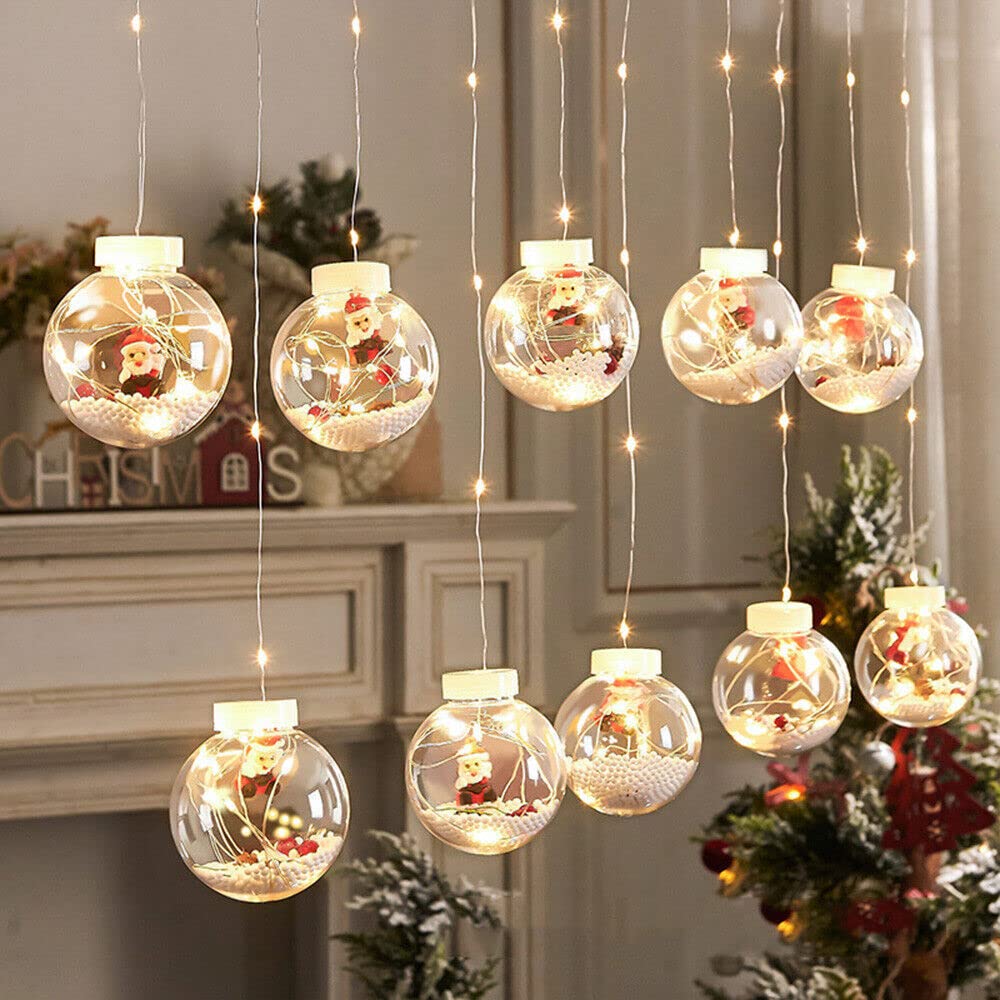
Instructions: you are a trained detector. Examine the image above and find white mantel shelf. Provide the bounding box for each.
[0,499,575,559]
[0,498,575,821]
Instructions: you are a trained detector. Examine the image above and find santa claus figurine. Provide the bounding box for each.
[455,742,499,807]
[343,292,395,386]
[239,734,285,800]
[118,327,164,397]
[546,265,585,327]
[715,278,756,331]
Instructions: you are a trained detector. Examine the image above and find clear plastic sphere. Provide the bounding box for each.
[796,264,923,413]
[43,236,231,448]
[661,248,802,405]
[405,669,567,855]
[170,700,349,903]
[855,586,981,727]
[271,261,438,452]
[555,649,702,816]
[484,239,638,411]
[713,602,851,757]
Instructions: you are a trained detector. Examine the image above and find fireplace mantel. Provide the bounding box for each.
[0,499,574,821]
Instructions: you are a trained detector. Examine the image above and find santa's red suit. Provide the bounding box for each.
[546,266,584,327]
[118,327,164,397]
[456,777,498,807]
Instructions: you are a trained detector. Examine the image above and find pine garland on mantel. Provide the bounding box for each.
[697,446,1000,1000]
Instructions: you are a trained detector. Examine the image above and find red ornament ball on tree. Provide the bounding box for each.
[701,839,733,874]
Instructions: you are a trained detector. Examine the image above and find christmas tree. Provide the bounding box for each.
[697,446,999,1000]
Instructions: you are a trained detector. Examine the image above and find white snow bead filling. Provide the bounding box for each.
[414,799,559,855]
[675,344,798,405]
[493,340,636,412]
[285,390,432,452]
[804,362,921,413]
[191,833,344,903]
[61,386,221,448]
[569,754,697,815]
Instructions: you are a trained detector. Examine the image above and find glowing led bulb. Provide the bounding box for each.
[625,434,637,454]
[713,602,850,756]
[170,699,350,902]
[728,228,740,247]
[855,235,868,255]
[43,235,231,448]
[900,88,910,107]
[661,246,803,405]
[271,261,439,452]
[558,205,571,225]
[406,669,566,853]
[467,71,478,89]
[721,52,733,72]
[349,229,360,247]
[250,194,264,216]
[130,13,142,32]
[552,11,564,31]
[773,67,785,86]
[773,239,783,257]
[618,62,628,80]
[905,248,917,267]
[484,238,639,411]
[256,647,268,668]
[556,649,702,816]
[351,15,361,35]
[855,586,982,727]
[474,478,486,498]
[473,273,483,291]
[778,412,791,430]
[846,70,856,88]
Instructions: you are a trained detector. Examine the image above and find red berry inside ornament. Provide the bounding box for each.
[275,837,297,856]
[297,839,319,856]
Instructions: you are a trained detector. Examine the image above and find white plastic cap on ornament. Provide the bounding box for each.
[312,260,391,297]
[95,235,184,270]
[213,698,299,734]
[441,668,519,701]
[520,238,594,269]
[700,246,768,277]
[830,264,895,297]
[590,647,662,679]
[884,585,946,611]
[746,600,813,635]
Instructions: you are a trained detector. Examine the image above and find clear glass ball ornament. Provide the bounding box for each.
[713,601,851,757]
[660,247,802,405]
[555,648,702,816]
[170,699,349,903]
[855,586,982,727]
[271,261,438,452]
[405,669,567,855]
[43,236,231,448]
[796,264,923,413]
[484,238,639,411]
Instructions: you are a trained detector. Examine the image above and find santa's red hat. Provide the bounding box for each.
[555,265,582,279]
[344,293,373,315]
[120,327,158,349]
[250,734,283,747]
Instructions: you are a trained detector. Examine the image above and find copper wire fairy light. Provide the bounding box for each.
[250,0,268,698]
[900,0,919,582]
[616,0,637,645]
[469,0,489,671]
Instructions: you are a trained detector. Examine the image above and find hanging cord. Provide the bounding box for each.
[131,2,147,235]
[900,0,919,581]
[845,0,867,262]
[349,1,362,261]
[617,0,637,646]
[469,0,489,670]
[722,0,739,246]
[772,0,786,280]
[773,0,792,601]
[250,0,267,699]
[553,3,569,237]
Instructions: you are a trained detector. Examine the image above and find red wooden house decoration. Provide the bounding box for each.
[194,414,272,507]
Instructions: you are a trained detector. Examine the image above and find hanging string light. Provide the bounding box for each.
[796,0,923,415]
[660,0,802,407]
[483,4,639,413]
[555,1,701,818]
[711,0,850,758]
[405,0,567,855]
[170,0,349,901]
[270,1,439,452]
[854,0,982,729]
[42,3,231,448]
